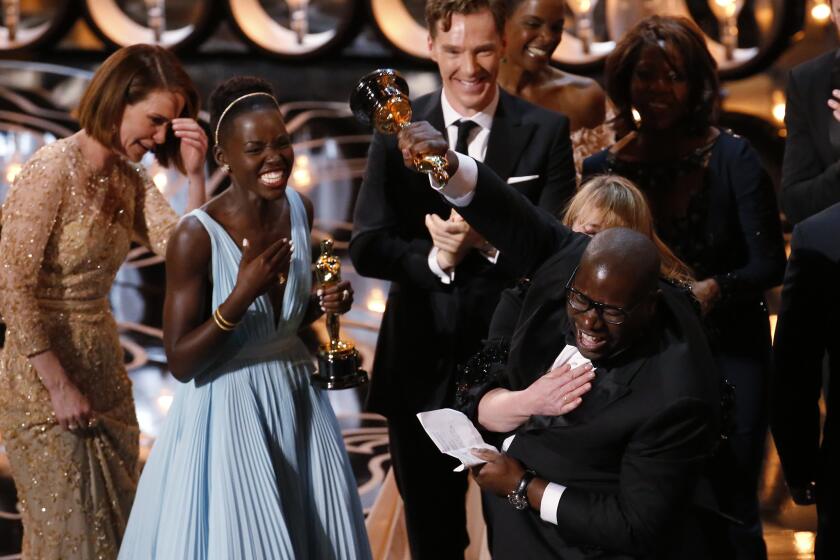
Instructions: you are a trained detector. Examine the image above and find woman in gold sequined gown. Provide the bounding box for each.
[497,0,614,180]
[0,45,207,559]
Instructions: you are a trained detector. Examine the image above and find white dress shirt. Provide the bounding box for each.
[428,88,500,284]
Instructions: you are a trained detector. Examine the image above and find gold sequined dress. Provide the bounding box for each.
[0,136,178,559]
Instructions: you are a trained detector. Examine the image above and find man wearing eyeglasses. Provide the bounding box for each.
[395,123,725,559]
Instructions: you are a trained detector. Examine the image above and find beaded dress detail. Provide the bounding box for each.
[0,136,178,559]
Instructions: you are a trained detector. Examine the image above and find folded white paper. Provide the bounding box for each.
[416,408,498,471]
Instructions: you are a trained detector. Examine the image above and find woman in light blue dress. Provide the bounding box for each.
[119,76,371,559]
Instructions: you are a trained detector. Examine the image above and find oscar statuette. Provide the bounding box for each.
[311,239,368,389]
[350,68,451,185]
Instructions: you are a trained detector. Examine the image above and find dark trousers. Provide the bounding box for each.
[718,353,769,560]
[816,457,837,560]
[388,414,469,560]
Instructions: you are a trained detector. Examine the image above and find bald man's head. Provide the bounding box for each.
[583,228,661,297]
[567,228,661,360]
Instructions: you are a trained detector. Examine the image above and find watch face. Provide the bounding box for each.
[507,490,529,510]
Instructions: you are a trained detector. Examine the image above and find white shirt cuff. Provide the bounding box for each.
[539,482,567,525]
[428,152,478,206]
[428,246,455,284]
[482,247,500,264]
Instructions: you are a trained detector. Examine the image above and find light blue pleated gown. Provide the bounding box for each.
[119,189,371,560]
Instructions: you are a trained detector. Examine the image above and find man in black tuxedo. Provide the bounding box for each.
[781,0,840,223]
[771,202,840,559]
[349,0,575,556]
[394,126,723,558]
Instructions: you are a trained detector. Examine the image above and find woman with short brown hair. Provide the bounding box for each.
[0,44,207,559]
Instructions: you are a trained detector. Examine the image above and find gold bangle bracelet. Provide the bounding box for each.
[213,308,236,331]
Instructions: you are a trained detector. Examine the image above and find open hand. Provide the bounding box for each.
[521,362,594,417]
[172,118,208,178]
[236,237,293,301]
[470,449,525,497]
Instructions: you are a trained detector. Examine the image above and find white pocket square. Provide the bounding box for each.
[507,175,539,184]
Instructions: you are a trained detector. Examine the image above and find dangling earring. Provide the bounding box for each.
[221,164,230,174]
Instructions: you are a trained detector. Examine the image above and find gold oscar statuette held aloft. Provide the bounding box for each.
[311,239,368,390]
[350,68,450,185]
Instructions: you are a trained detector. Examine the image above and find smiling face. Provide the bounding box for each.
[429,9,505,116]
[629,44,690,131]
[504,0,564,73]
[217,107,294,200]
[567,259,656,361]
[117,89,185,162]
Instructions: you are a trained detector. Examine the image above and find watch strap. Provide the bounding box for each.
[508,468,537,510]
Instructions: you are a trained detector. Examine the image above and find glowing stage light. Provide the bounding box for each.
[366,287,387,314]
[793,531,815,555]
[811,2,832,22]
[5,162,22,183]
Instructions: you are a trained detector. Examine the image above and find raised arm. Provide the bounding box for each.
[349,131,452,291]
[163,217,291,381]
[133,117,208,256]
[132,165,180,256]
[394,122,583,278]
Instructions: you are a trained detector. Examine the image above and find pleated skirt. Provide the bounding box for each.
[118,346,371,560]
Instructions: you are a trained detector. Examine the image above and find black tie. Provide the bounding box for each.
[454,119,479,155]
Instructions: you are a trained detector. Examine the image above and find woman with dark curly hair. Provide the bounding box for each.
[583,15,786,560]
[118,76,371,559]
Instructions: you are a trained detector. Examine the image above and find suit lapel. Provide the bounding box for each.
[828,52,840,156]
[484,90,535,179]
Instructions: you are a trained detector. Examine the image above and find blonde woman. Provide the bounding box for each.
[563,174,693,286]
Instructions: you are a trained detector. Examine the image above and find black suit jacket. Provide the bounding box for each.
[781,50,840,224]
[350,88,574,416]
[771,202,840,494]
[456,163,721,559]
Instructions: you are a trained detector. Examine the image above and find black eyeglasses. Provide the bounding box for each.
[564,266,644,326]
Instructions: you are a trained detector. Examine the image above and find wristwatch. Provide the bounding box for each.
[507,468,537,510]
